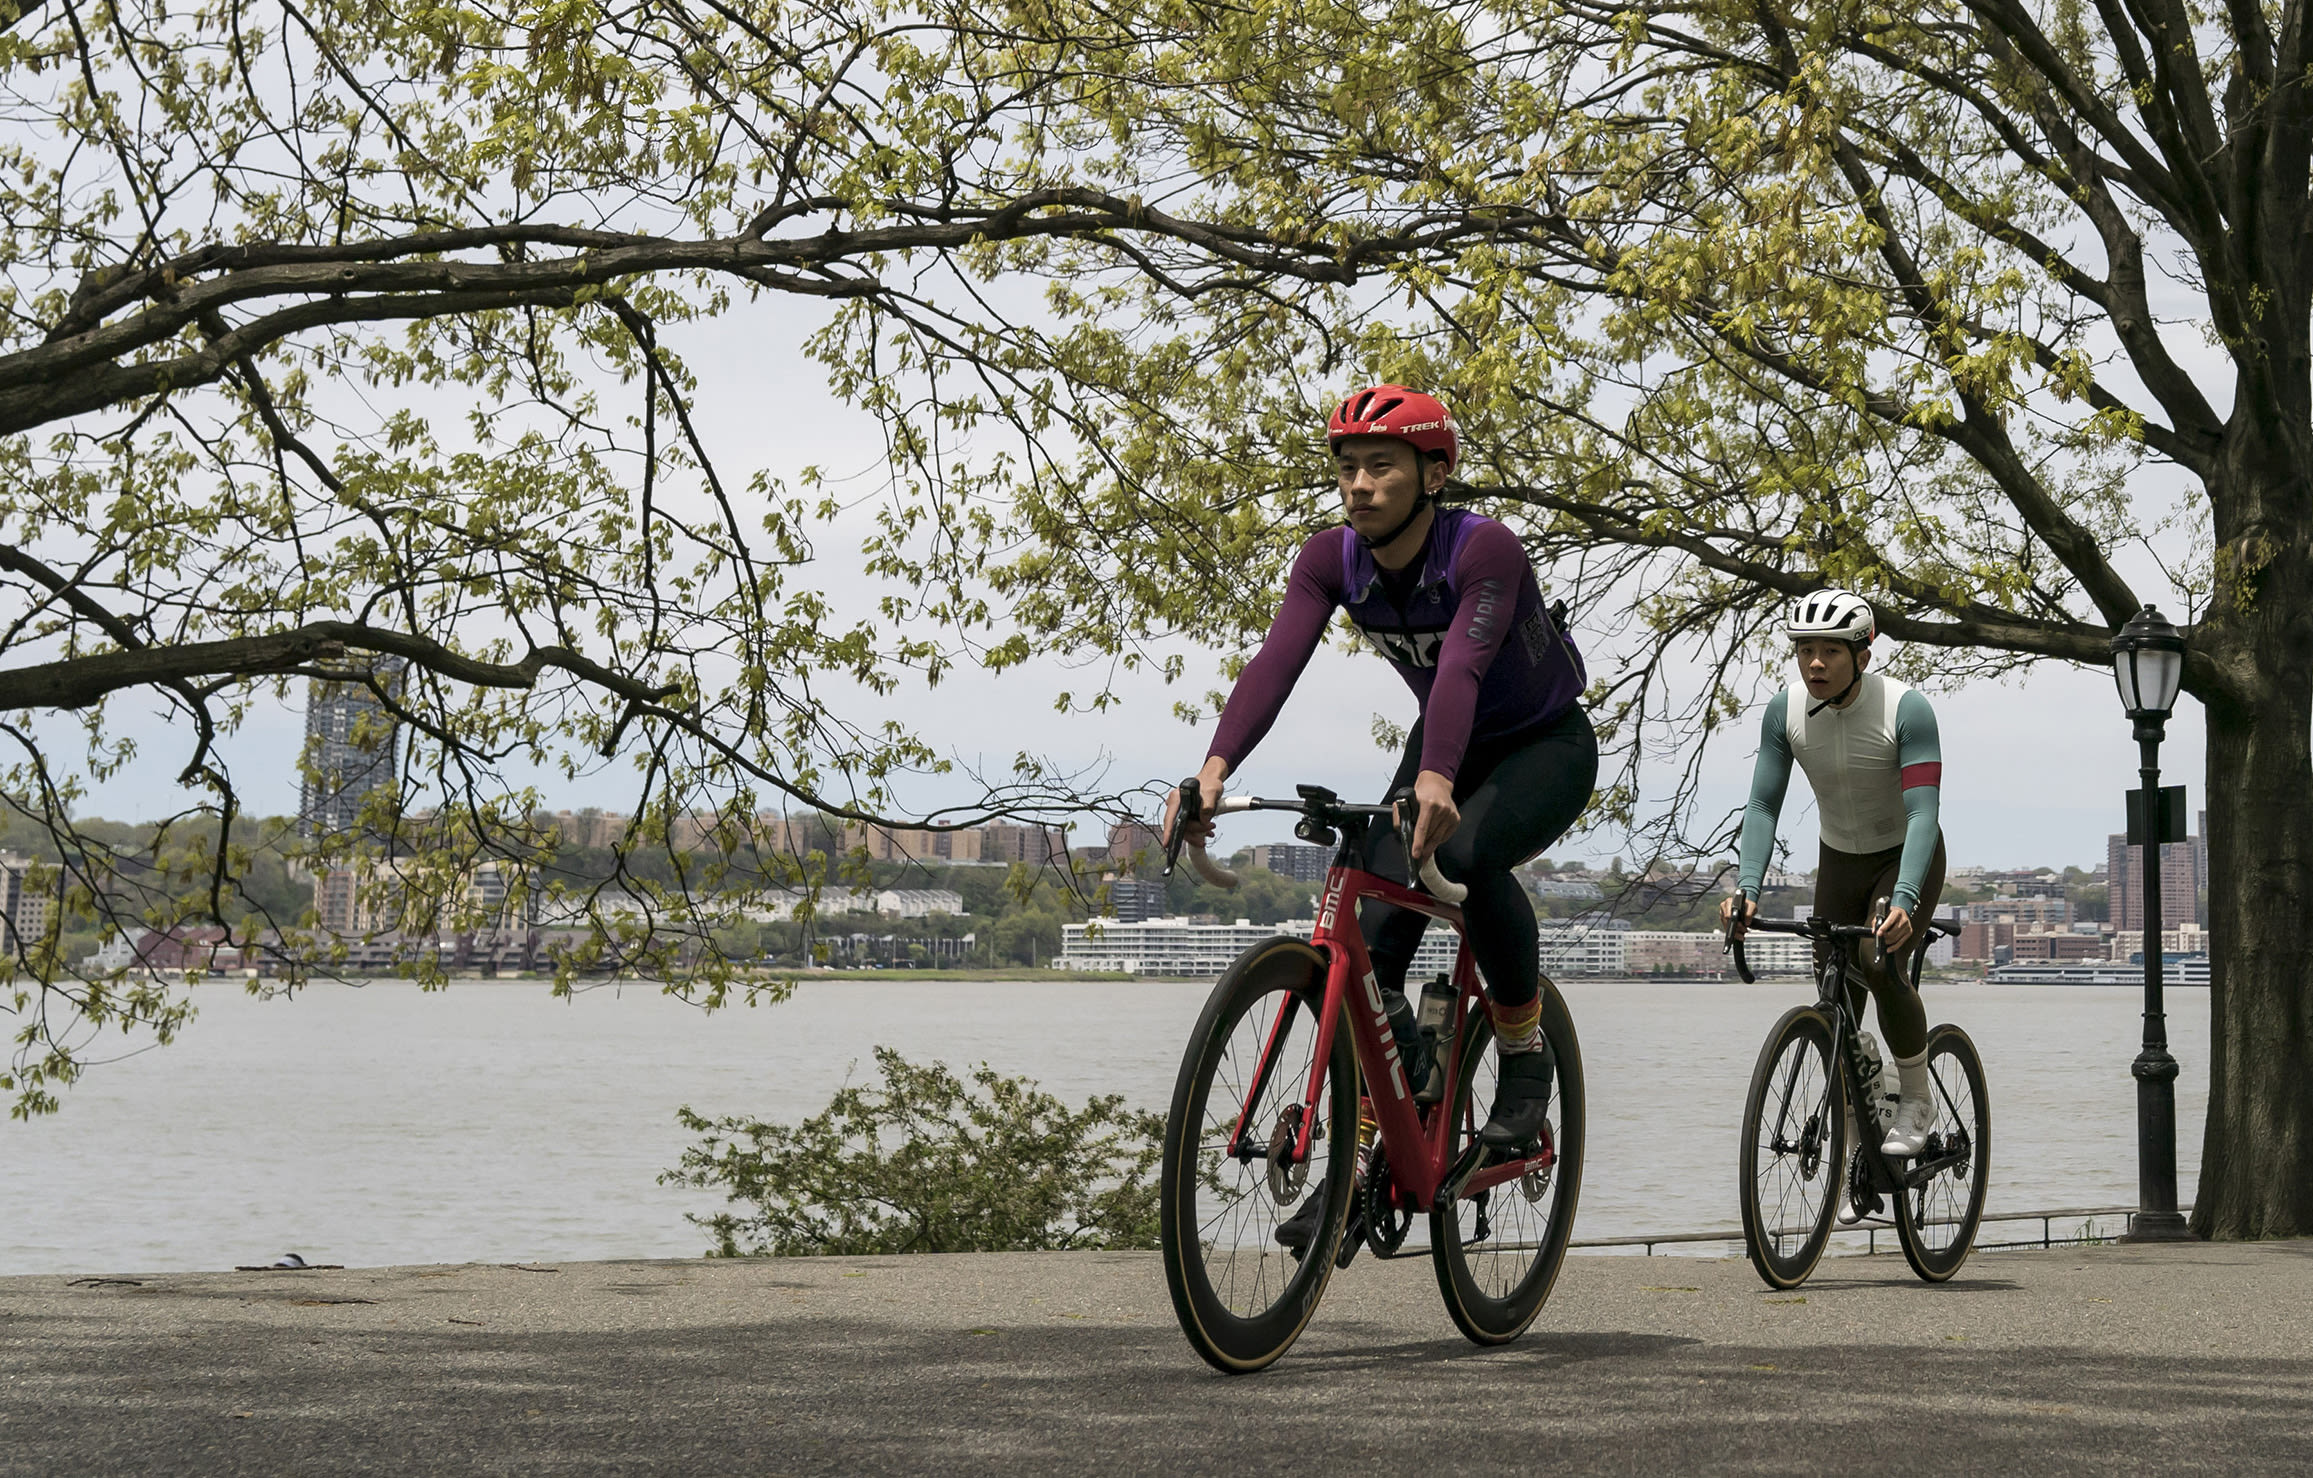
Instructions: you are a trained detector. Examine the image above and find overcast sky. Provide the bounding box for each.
[62,298,2213,874]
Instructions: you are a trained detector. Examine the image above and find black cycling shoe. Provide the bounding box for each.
[1477,1049,1554,1151]
[1334,1198,1367,1269]
[1274,1189,1324,1256]
[1274,1182,1364,1264]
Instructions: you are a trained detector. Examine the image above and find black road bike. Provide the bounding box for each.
[1727,914,1988,1287]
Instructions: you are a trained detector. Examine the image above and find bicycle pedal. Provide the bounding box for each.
[1437,1141,1489,1205]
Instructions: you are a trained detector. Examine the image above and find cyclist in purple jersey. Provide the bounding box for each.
[1166,387,1597,1245]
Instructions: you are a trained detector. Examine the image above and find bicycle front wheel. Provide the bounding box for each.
[1430,979,1584,1345]
[1893,1023,1990,1283]
[1739,1006,1843,1290]
[1160,938,1358,1374]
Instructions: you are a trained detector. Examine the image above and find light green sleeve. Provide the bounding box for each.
[1736,691,1792,901]
[1892,689,1943,914]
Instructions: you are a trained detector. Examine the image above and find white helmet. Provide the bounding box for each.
[1784,588,1875,644]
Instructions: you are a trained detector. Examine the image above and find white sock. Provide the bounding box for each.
[1894,1049,1929,1110]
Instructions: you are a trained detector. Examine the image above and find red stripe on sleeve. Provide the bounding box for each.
[1900,761,1943,790]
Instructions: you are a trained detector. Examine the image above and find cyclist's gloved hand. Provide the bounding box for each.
[1164,757,1230,853]
[1406,769,1460,862]
[1720,893,1756,941]
[1875,904,1914,953]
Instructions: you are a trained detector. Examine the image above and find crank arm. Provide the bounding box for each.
[1436,1141,1491,1207]
[1902,1150,1969,1188]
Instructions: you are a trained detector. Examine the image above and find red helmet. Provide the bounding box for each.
[1327,385,1459,473]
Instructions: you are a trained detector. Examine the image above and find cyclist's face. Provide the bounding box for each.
[1336,437,1443,538]
[1794,638,1867,699]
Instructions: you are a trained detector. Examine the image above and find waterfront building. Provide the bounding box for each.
[871,888,967,919]
[1958,896,2073,929]
[2107,925,2208,962]
[1536,920,1628,975]
[1106,821,1164,872]
[2009,930,2107,963]
[1531,876,1605,901]
[2107,827,2204,930]
[1054,915,1814,979]
[0,852,53,950]
[1248,843,1333,883]
[978,822,1071,865]
[299,660,405,838]
[1988,957,2210,986]
[1103,877,1169,923]
[735,886,964,921]
[1058,917,1461,979]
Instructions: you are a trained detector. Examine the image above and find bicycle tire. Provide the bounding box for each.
[1893,1023,1990,1283]
[1429,979,1584,1345]
[1739,1005,1843,1290]
[1160,938,1359,1373]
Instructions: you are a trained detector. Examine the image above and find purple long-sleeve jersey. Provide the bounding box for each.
[1207,510,1586,781]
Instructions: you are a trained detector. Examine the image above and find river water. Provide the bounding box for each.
[1,977,2207,1276]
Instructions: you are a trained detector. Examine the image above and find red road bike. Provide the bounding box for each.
[1156,780,1584,1373]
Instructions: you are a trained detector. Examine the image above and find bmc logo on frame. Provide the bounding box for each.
[1316,882,1344,931]
[1359,970,1409,1101]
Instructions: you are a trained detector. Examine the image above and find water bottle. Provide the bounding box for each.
[1380,986,1424,1096]
[1854,1030,1890,1132]
[1415,974,1456,1104]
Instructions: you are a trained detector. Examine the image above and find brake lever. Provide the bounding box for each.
[1391,785,1468,905]
[1162,777,1201,879]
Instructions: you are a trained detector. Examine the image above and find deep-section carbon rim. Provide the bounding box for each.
[1160,940,1358,1372]
[1894,1023,1990,1282]
[1739,1006,1841,1289]
[1430,982,1584,1344]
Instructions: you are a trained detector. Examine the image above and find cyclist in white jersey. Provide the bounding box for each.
[1722,590,1948,1170]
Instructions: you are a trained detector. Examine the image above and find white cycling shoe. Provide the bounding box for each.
[1880,1093,1935,1158]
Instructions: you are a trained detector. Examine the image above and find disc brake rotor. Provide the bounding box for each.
[1798,1112,1825,1180]
[1266,1104,1309,1204]
[1520,1155,1554,1204]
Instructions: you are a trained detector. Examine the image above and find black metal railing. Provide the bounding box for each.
[1569,1204,2188,1257]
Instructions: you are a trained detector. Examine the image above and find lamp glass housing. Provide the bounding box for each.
[2111,608,2185,720]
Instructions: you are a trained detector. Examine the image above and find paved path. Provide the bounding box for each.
[5,1240,2310,1474]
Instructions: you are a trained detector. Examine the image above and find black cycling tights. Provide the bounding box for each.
[1357,705,1598,1013]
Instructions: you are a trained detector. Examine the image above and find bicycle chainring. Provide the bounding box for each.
[1360,1145,1413,1257]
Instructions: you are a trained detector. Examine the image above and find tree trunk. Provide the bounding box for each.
[2191,543,2313,1238]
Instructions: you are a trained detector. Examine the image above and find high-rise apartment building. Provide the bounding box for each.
[979,822,1070,865]
[1107,821,1164,872]
[2107,826,2203,931]
[300,659,405,838]
[1105,877,1170,923]
[1248,843,1333,883]
[0,852,53,949]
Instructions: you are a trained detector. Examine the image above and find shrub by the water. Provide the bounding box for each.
[665,1048,1163,1255]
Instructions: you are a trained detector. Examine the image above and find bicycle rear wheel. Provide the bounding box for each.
[1160,938,1358,1373]
[1430,980,1584,1345]
[1893,1023,1990,1283]
[1739,1006,1843,1290]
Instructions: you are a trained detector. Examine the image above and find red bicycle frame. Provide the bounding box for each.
[1234,858,1555,1216]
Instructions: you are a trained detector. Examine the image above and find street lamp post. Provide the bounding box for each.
[2110,605,2195,1242]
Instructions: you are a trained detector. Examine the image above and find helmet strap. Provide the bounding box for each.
[1357,491,1433,552]
[1806,647,1867,716]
